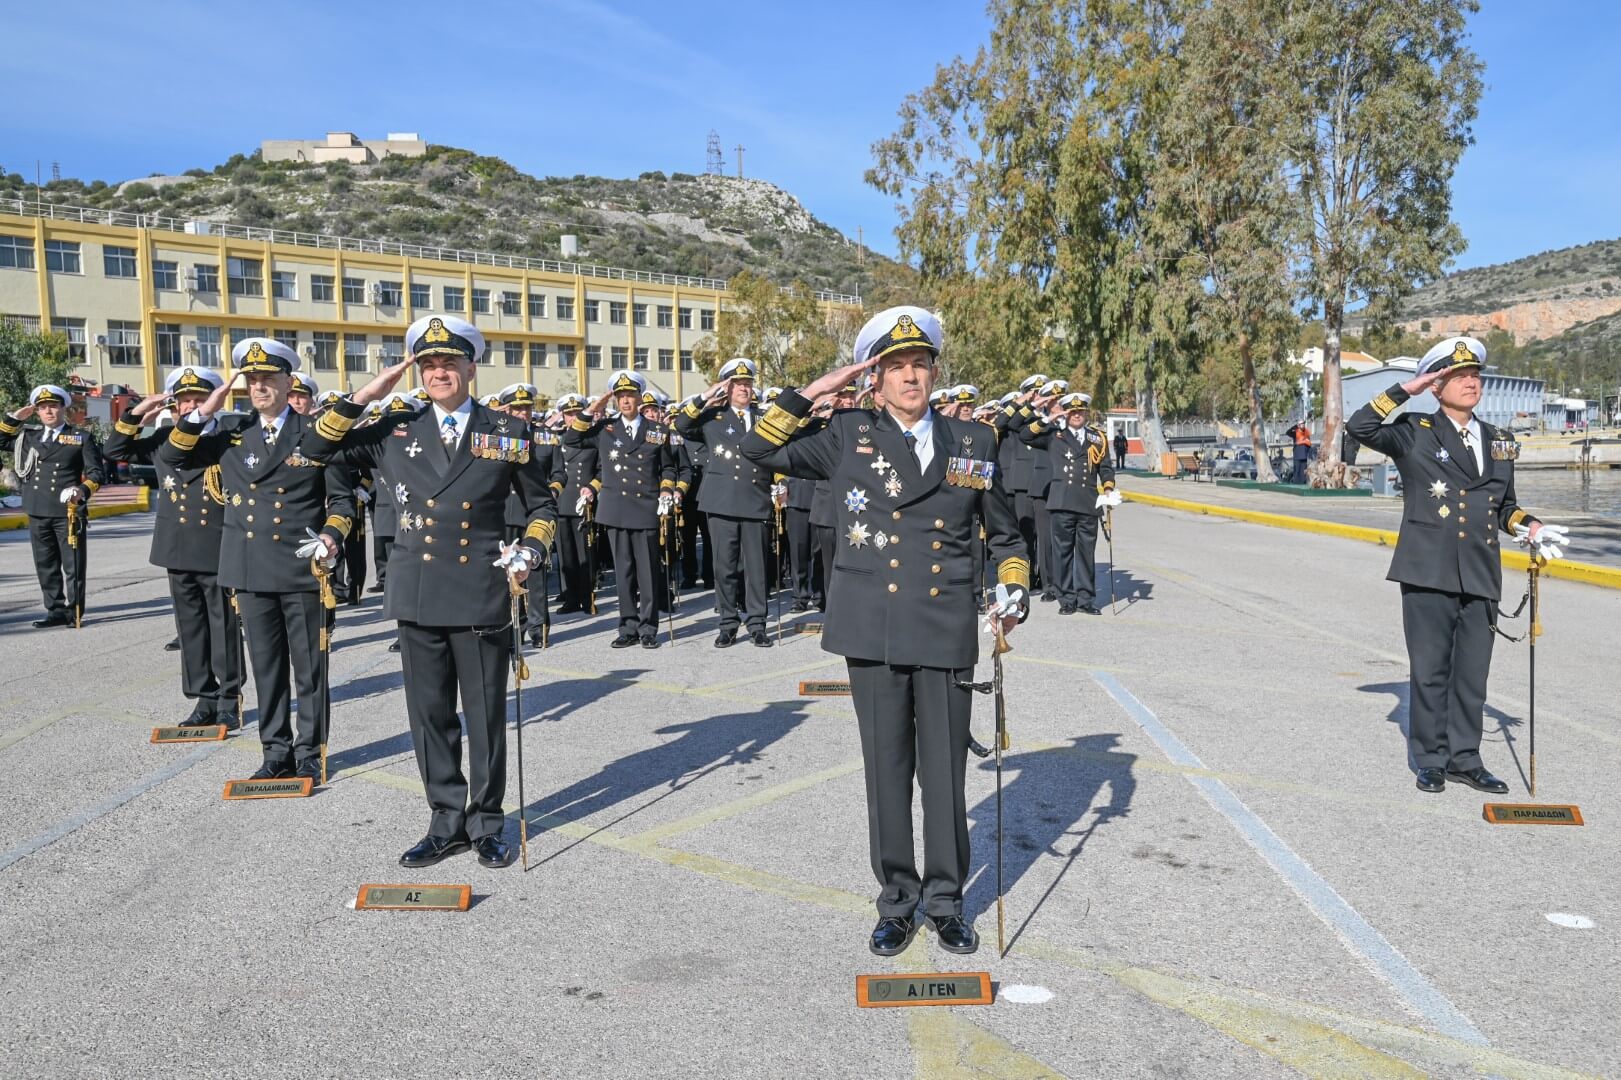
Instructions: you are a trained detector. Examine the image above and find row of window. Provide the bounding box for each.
[0,237,718,328]
[5,314,700,374]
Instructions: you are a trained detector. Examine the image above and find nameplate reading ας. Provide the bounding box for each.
[355,884,472,911]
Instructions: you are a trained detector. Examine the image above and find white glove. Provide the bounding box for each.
[355,487,373,505]
[494,540,539,574]
[984,583,1028,632]
[577,486,595,506]
[1514,522,1569,562]
[658,492,674,516]
[295,527,337,567]
[770,482,788,501]
[1095,488,1123,510]
[59,487,80,505]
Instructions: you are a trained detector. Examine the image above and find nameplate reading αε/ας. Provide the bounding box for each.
[799,680,851,696]
[856,972,992,1008]
[151,725,227,744]
[222,777,315,801]
[797,622,824,635]
[355,884,472,911]
[1483,803,1584,826]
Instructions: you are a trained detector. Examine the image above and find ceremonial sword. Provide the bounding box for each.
[957,613,1013,956]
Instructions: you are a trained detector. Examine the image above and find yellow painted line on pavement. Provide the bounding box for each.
[1124,488,1621,590]
[0,487,151,531]
[0,671,173,753]
[895,948,1066,1080]
[626,757,865,845]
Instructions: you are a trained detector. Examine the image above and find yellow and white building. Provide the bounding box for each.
[0,198,861,403]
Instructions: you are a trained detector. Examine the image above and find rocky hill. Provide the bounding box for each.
[0,146,891,298]
[1394,237,1621,343]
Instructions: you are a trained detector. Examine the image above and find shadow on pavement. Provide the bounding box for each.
[1363,680,1526,788]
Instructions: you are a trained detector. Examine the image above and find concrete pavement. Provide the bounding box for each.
[0,503,1615,1078]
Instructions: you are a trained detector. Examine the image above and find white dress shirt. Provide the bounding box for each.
[433,399,474,449]
[1450,415,1483,473]
[621,414,641,442]
[895,409,936,471]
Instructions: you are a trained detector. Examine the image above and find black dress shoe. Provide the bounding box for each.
[869,915,918,957]
[528,631,545,649]
[1058,603,1077,615]
[399,833,471,868]
[1447,766,1509,794]
[367,583,386,593]
[611,633,637,649]
[178,705,218,728]
[164,637,182,651]
[715,629,737,648]
[926,913,979,954]
[32,611,71,629]
[1079,604,1101,615]
[750,628,773,648]
[388,640,401,653]
[789,600,809,613]
[1040,591,1058,603]
[474,835,515,868]
[249,761,294,781]
[556,602,583,614]
[295,757,323,782]
[640,635,660,649]
[1415,767,1446,793]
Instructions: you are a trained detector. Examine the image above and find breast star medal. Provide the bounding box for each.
[395,483,410,505]
[161,475,176,491]
[873,531,889,550]
[1428,480,1449,500]
[846,522,870,548]
[845,488,868,513]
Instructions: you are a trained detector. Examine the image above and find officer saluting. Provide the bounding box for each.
[675,358,777,648]
[160,339,354,781]
[1,384,106,628]
[1018,391,1122,615]
[301,315,558,868]
[105,366,242,726]
[1347,336,1570,795]
[552,393,600,614]
[564,371,682,649]
[742,306,1030,956]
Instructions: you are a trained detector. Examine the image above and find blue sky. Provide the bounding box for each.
[1,1,1613,277]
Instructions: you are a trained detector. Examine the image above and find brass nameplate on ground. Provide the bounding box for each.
[797,622,823,635]
[856,972,992,1008]
[222,777,315,800]
[799,680,851,696]
[150,725,227,744]
[1483,803,1584,826]
[355,884,472,911]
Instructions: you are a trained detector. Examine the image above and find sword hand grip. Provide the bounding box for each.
[955,679,993,694]
[967,737,992,759]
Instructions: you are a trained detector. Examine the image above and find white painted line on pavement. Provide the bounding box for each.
[1091,670,1490,1048]
[1544,913,1594,929]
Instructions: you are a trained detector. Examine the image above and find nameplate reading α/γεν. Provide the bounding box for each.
[1483,803,1584,826]
[355,884,472,911]
[150,725,227,744]
[856,972,992,1008]
[799,680,851,697]
[222,777,314,801]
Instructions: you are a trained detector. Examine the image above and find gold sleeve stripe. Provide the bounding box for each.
[676,480,690,493]
[659,480,675,491]
[82,478,102,493]
[324,515,353,539]
[168,427,200,452]
[590,478,603,491]
[0,416,20,435]
[525,519,557,547]
[115,418,141,436]
[1027,421,1044,435]
[997,556,1032,590]
[1102,480,1115,491]
[571,415,594,433]
[1507,508,1528,531]
[549,481,564,492]
[1371,392,1397,419]
[682,402,703,419]
[755,404,798,447]
[314,411,354,441]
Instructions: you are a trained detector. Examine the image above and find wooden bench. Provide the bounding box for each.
[1174,452,1210,481]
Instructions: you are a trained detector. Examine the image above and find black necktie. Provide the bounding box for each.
[904,431,920,471]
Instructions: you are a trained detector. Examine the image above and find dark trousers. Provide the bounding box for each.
[608,526,660,637]
[236,590,325,766]
[1400,585,1494,772]
[1013,492,1037,586]
[556,514,590,608]
[1050,510,1099,604]
[709,514,768,631]
[679,506,702,586]
[785,507,821,605]
[1114,447,1127,469]
[339,519,367,602]
[28,512,83,618]
[847,659,974,917]
[168,570,242,717]
[814,524,836,610]
[1292,445,1310,484]
[1033,496,1055,593]
[397,620,509,841]
[373,531,394,588]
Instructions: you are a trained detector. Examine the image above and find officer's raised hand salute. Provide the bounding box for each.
[742,306,1030,957]
[1347,336,1569,797]
[159,341,353,783]
[300,315,557,869]
[1018,391,1116,615]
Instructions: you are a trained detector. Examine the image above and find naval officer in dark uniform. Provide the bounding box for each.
[552,394,599,614]
[301,314,558,868]
[1347,336,1570,795]
[497,382,565,647]
[105,366,243,726]
[159,340,355,781]
[565,371,682,649]
[1,384,106,628]
[675,358,777,648]
[743,306,1030,956]
[1018,391,1122,615]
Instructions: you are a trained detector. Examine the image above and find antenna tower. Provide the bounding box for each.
[705,131,724,176]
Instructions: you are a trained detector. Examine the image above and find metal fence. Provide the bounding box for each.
[0,197,864,306]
